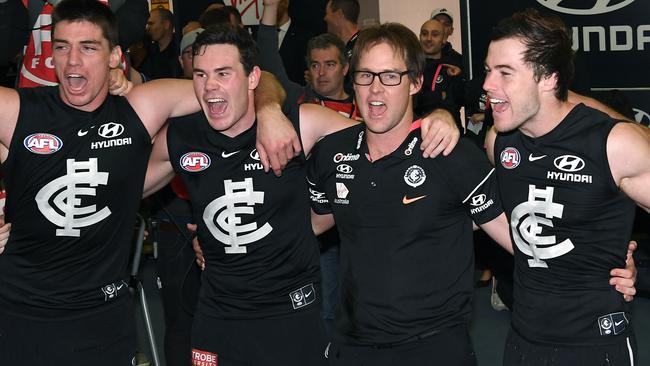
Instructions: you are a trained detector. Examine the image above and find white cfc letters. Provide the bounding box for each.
[203,178,273,254]
[510,185,574,268]
[36,158,111,237]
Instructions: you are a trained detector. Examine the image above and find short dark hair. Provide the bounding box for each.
[52,0,118,48]
[200,6,242,28]
[329,0,360,24]
[306,33,348,65]
[491,8,574,101]
[192,24,257,75]
[351,22,425,85]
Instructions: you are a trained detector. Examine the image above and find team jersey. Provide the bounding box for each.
[0,86,152,319]
[308,121,503,345]
[166,109,321,319]
[494,103,636,346]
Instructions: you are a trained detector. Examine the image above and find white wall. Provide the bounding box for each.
[377,0,462,51]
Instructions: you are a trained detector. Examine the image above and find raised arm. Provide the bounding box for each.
[568,91,631,122]
[258,0,303,101]
[126,79,199,138]
[142,125,175,198]
[255,71,302,176]
[298,103,359,155]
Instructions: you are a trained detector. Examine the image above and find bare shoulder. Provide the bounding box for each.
[607,122,650,183]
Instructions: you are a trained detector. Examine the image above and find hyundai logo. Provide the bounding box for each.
[471,194,486,207]
[336,164,353,174]
[250,149,260,161]
[633,108,650,127]
[536,0,635,15]
[554,155,585,172]
[98,122,124,138]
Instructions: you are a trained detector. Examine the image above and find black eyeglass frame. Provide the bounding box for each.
[352,70,410,86]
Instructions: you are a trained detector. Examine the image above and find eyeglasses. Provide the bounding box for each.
[352,70,410,86]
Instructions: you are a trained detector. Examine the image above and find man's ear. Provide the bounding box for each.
[410,74,423,95]
[109,45,123,69]
[249,66,262,90]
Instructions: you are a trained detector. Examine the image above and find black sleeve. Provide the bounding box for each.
[257,24,304,107]
[306,141,332,215]
[436,138,503,224]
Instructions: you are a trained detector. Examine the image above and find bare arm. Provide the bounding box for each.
[126,79,200,138]
[608,122,650,212]
[299,103,359,155]
[568,91,631,122]
[0,87,20,162]
[311,210,335,236]
[478,213,513,254]
[255,71,302,176]
[142,125,175,198]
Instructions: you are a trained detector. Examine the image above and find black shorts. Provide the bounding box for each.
[503,327,637,366]
[191,308,329,366]
[327,324,476,366]
[0,300,136,366]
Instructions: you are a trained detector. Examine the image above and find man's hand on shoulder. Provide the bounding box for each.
[108,68,133,96]
[256,104,301,177]
[420,108,460,158]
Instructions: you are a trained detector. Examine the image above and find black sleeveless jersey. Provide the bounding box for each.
[494,104,636,346]
[0,87,152,319]
[167,109,321,319]
[308,122,503,345]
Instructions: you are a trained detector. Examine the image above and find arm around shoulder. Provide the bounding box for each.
[299,103,358,155]
[126,79,199,138]
[607,122,650,212]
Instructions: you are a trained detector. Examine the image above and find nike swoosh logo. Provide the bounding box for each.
[615,320,625,326]
[77,129,88,137]
[402,195,427,205]
[528,154,547,161]
[222,150,240,158]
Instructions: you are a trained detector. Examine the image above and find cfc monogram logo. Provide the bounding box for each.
[35,158,111,237]
[510,185,574,268]
[203,178,272,254]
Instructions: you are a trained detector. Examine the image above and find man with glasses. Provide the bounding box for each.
[306,22,635,366]
[307,22,512,366]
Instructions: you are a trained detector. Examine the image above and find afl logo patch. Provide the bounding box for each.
[500,147,520,169]
[180,152,211,172]
[23,133,63,154]
[404,165,426,187]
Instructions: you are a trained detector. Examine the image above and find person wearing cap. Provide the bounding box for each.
[180,28,204,79]
[430,7,463,70]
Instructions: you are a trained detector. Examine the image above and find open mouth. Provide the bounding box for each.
[490,97,509,114]
[66,74,87,92]
[206,97,227,115]
[368,100,387,117]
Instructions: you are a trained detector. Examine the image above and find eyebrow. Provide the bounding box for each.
[52,39,103,45]
[193,66,233,73]
[485,63,516,72]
